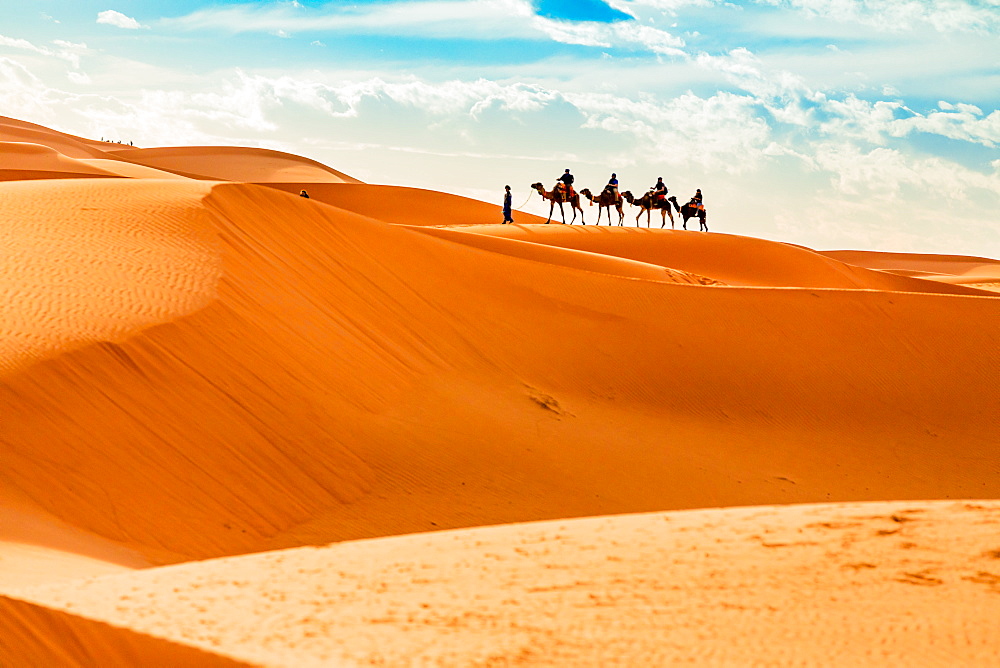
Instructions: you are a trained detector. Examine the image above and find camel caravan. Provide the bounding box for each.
[527,170,707,231]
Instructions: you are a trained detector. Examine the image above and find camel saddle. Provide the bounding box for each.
[556,183,576,202]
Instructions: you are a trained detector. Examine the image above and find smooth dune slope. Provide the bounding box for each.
[108,146,363,183]
[11,501,1000,667]
[0,116,114,159]
[821,249,1000,291]
[1,177,997,565]
[0,141,125,181]
[257,182,548,226]
[460,224,993,294]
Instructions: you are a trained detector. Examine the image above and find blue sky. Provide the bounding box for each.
[2,0,999,256]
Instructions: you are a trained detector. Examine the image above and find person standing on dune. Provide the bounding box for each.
[502,185,514,224]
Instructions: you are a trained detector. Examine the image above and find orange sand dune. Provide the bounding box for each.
[2,177,997,564]
[260,181,549,226]
[460,224,993,294]
[822,249,1000,292]
[821,249,1000,276]
[0,116,114,159]
[0,142,124,181]
[0,595,249,666]
[8,501,1000,666]
[109,146,363,183]
[408,225,723,284]
[1,116,998,665]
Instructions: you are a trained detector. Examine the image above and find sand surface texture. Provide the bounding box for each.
[1,115,998,666]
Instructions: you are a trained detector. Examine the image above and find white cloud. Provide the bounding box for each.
[97,10,144,30]
[165,0,686,55]
[754,0,1000,34]
[812,142,1000,199]
[0,34,87,69]
[166,0,536,39]
[0,57,60,122]
[898,105,1000,148]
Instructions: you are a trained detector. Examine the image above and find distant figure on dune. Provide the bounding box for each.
[299,190,310,198]
[502,185,514,224]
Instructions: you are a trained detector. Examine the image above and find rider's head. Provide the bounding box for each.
[565,169,570,173]
[612,173,616,178]
[657,177,663,182]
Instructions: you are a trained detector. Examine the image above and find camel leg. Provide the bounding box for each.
[701,214,708,232]
[546,201,554,224]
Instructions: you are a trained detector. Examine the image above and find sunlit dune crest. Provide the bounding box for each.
[1,115,998,666]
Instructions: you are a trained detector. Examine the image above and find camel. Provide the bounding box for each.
[579,187,624,226]
[530,183,584,224]
[677,198,708,231]
[621,190,676,228]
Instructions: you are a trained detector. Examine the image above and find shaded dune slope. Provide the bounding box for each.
[0,595,249,667]
[2,178,998,563]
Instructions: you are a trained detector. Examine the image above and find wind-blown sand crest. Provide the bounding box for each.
[1,115,997,665]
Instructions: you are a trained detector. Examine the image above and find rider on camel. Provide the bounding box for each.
[556,168,575,202]
[606,173,620,203]
[651,177,668,204]
[689,188,704,210]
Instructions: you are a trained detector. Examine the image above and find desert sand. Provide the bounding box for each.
[1,114,998,666]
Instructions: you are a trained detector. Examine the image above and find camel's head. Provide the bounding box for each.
[579,188,592,197]
[530,182,544,192]
[621,190,634,202]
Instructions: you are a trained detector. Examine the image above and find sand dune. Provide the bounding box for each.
[0,116,115,159]
[108,146,363,183]
[821,249,1000,292]
[8,501,1000,666]
[0,141,125,181]
[259,182,550,226]
[462,224,997,295]
[0,595,249,666]
[1,114,998,665]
